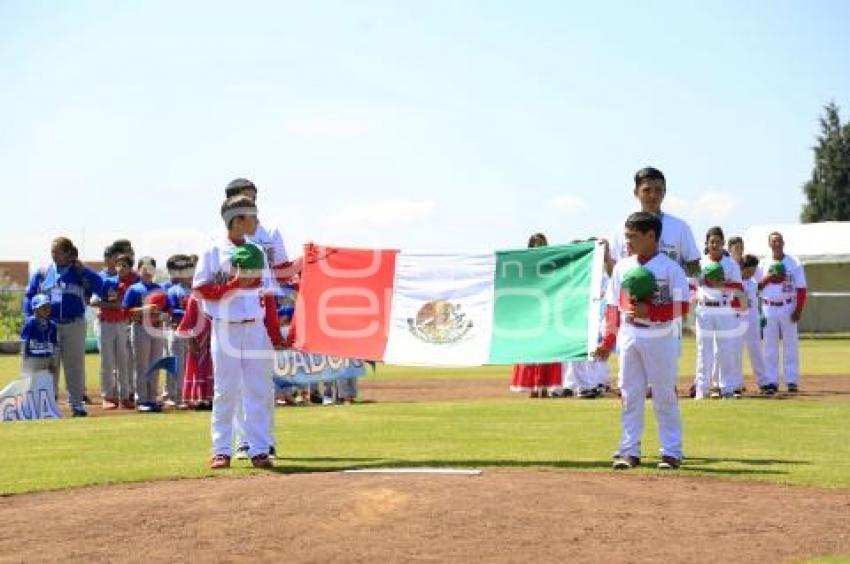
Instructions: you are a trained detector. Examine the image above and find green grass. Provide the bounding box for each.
[0,338,847,389]
[0,339,848,495]
[1,395,848,495]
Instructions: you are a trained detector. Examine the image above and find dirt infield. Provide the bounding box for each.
[2,471,849,563]
[357,375,850,403]
[65,374,850,417]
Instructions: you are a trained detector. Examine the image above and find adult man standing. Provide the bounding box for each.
[24,237,104,416]
[759,232,807,394]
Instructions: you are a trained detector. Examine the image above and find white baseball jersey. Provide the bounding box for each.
[606,253,690,335]
[192,238,274,322]
[759,254,806,303]
[697,255,742,305]
[742,277,758,315]
[250,222,288,267]
[610,212,700,268]
[608,253,687,461]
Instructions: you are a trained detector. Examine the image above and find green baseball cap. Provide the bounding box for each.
[701,262,725,283]
[231,244,265,271]
[768,261,786,277]
[622,265,657,301]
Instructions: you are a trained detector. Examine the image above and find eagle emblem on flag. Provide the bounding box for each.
[407,299,473,344]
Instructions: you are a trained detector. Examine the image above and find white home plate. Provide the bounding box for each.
[343,468,482,475]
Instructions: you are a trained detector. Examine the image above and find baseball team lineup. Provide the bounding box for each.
[20,167,808,471]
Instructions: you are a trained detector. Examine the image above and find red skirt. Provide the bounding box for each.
[511,363,562,393]
[181,324,213,404]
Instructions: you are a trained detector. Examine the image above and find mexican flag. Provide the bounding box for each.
[294,240,604,366]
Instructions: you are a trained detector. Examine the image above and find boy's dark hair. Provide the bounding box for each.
[634,167,665,187]
[704,226,725,254]
[103,244,117,259]
[115,254,133,268]
[741,254,760,269]
[527,233,548,248]
[221,194,258,229]
[52,236,75,256]
[624,212,662,240]
[727,236,743,248]
[112,239,133,251]
[112,239,135,260]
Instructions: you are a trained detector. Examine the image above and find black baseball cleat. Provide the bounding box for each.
[759,384,776,396]
[657,456,682,470]
[578,388,601,399]
[787,383,799,394]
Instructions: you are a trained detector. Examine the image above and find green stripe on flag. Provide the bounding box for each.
[489,241,597,364]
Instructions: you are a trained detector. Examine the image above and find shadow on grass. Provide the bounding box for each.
[684,457,810,466]
[264,455,809,477]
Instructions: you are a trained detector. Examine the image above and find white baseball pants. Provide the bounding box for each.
[617,331,683,460]
[210,320,274,458]
[763,304,799,386]
[694,307,741,397]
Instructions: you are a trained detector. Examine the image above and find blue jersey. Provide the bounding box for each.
[20,316,58,358]
[99,268,117,282]
[166,283,191,323]
[24,263,104,322]
[160,280,174,293]
[122,280,163,310]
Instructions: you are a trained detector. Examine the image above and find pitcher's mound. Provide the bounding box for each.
[1,470,848,563]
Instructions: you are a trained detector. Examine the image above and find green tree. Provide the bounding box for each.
[801,102,850,222]
[0,276,25,341]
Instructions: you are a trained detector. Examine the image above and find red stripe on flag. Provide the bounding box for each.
[295,244,397,361]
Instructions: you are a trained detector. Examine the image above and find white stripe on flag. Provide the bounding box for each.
[383,252,496,366]
[586,242,606,356]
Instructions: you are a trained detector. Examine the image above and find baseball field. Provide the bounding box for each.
[1,339,848,563]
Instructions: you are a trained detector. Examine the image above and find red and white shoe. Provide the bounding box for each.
[209,454,231,470]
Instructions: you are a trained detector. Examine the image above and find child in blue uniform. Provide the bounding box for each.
[21,294,59,381]
[164,254,194,408]
[123,257,168,413]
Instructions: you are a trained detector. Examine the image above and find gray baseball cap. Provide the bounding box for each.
[225,178,257,197]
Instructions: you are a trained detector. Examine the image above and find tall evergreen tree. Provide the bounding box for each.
[801,102,850,222]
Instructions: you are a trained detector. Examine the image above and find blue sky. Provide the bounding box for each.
[2,0,849,266]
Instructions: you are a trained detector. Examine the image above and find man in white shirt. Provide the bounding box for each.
[605,167,701,277]
[758,231,808,393]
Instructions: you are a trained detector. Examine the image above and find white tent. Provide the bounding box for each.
[743,222,850,264]
[743,222,850,333]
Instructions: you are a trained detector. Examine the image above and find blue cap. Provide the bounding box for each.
[277,304,295,319]
[31,294,51,310]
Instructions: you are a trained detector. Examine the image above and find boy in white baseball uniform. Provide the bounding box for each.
[224,178,301,459]
[595,212,689,470]
[758,232,807,394]
[737,254,769,393]
[693,227,744,399]
[193,195,285,469]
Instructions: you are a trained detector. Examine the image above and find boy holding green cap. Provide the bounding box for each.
[692,227,744,400]
[594,212,690,471]
[193,194,286,469]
